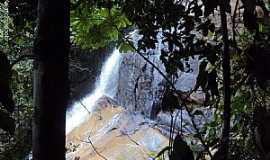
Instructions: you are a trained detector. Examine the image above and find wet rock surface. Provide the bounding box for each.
[116,53,165,117]
[117,53,199,114]
[66,97,168,160]
[69,46,113,103]
[66,96,213,160]
[67,50,213,160]
[116,52,201,119]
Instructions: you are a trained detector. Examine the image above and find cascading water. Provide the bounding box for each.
[66,49,122,133]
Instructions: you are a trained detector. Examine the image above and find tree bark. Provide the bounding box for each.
[219,0,231,159]
[32,0,70,159]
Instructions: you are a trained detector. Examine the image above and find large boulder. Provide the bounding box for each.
[66,96,168,160]
[116,52,200,118]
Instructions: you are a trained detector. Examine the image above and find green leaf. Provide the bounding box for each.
[71,5,131,49]
[119,42,134,53]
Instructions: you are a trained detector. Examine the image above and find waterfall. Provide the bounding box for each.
[66,49,122,133]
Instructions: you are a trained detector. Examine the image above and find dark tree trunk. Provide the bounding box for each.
[218,0,231,159]
[32,0,69,159]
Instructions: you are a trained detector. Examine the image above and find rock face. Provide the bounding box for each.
[69,46,113,103]
[113,52,213,139]
[116,53,164,116]
[116,52,199,118]
[66,97,168,160]
[66,49,211,160]
[69,45,200,117]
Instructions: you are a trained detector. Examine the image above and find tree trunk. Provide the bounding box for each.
[32,0,69,159]
[219,0,231,159]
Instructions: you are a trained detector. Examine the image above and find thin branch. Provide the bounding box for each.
[127,134,140,146]
[79,101,91,115]
[120,132,140,146]
[219,0,231,158]
[232,75,249,92]
[124,37,176,89]
[81,136,108,160]
[169,113,174,155]
[70,17,106,21]
[232,0,240,44]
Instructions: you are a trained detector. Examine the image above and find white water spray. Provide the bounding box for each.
[66,49,122,133]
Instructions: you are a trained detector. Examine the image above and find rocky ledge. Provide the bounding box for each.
[66,96,168,160]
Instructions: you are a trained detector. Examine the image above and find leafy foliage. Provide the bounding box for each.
[71,1,131,49]
[0,1,34,159]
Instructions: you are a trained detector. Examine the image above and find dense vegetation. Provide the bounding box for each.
[0,0,269,159]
